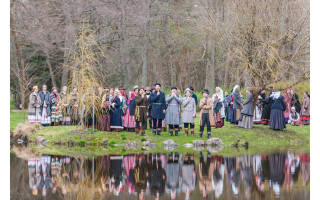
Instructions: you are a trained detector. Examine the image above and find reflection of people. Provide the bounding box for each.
[238,155,253,199]
[134,154,148,198]
[199,151,214,198]
[212,156,225,199]
[28,158,41,195]
[165,152,181,199]
[182,153,196,199]
[269,154,286,197]
[150,153,166,199]
[225,157,240,196]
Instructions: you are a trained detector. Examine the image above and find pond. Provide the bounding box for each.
[10,148,309,200]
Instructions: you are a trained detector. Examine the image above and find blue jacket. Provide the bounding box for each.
[271,96,286,111]
[150,90,166,119]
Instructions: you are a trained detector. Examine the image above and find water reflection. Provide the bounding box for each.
[11,151,310,200]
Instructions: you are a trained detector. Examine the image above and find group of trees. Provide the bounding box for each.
[10,0,309,108]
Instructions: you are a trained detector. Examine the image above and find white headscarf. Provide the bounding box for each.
[233,85,239,92]
[212,87,225,117]
[270,91,281,99]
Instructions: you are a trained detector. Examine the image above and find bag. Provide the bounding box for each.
[236,109,241,121]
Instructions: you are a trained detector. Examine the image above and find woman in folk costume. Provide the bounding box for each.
[100,86,111,131]
[253,95,263,124]
[68,87,79,125]
[238,88,254,129]
[232,85,243,125]
[269,91,286,130]
[182,88,196,136]
[28,86,41,123]
[165,86,183,136]
[288,107,304,126]
[39,85,51,126]
[227,89,236,123]
[60,86,71,125]
[123,87,137,132]
[134,87,148,136]
[50,87,63,125]
[212,87,225,128]
[118,87,128,129]
[283,88,292,123]
[110,89,123,131]
[300,91,310,125]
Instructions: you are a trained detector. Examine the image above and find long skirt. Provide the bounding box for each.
[301,115,310,125]
[225,106,230,122]
[253,106,262,124]
[123,109,136,129]
[238,115,253,129]
[51,106,63,123]
[28,111,41,123]
[261,103,272,124]
[41,110,51,126]
[100,114,111,131]
[269,109,286,130]
[230,108,238,124]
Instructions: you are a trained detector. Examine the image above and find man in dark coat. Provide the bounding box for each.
[150,83,166,135]
[189,86,198,105]
[39,85,51,117]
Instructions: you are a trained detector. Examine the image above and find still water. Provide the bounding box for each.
[10,150,309,200]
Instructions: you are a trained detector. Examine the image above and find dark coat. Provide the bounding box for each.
[39,91,51,116]
[150,90,166,119]
[129,98,136,116]
[291,93,301,113]
[135,94,148,122]
[192,93,198,105]
[110,96,122,127]
[271,96,286,111]
[241,93,254,116]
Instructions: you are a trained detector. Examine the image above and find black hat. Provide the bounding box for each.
[119,85,125,90]
[154,83,161,87]
[203,89,209,94]
[189,86,194,91]
[171,86,177,90]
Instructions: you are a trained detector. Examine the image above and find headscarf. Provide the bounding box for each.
[120,90,127,101]
[270,91,281,99]
[233,85,239,93]
[214,87,224,102]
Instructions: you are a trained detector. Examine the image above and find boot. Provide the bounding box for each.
[152,129,156,135]
[191,129,194,137]
[185,128,189,136]
[141,129,146,136]
[169,129,173,136]
[175,130,179,136]
[157,128,162,136]
[135,128,140,136]
[199,132,203,138]
[207,132,211,139]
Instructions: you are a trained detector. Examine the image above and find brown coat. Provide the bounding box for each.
[199,97,215,126]
[28,92,41,115]
[134,94,148,122]
[300,96,310,116]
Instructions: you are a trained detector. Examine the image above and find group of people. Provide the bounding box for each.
[26,152,310,199]
[28,82,310,138]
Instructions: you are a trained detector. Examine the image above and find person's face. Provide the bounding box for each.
[291,90,294,94]
[176,89,180,94]
[134,88,139,94]
[63,87,67,92]
[225,92,228,96]
[216,88,220,93]
[43,85,47,91]
[203,92,208,98]
[171,89,176,94]
[155,85,160,91]
[291,108,295,113]
[105,88,109,93]
[110,89,114,95]
[186,91,191,97]
[246,90,249,94]
[304,92,307,97]
[34,88,38,93]
[139,89,144,95]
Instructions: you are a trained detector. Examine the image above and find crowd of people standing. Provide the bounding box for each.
[27,83,310,138]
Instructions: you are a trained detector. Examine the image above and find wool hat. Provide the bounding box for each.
[203,89,209,94]
[184,88,191,94]
[171,86,177,90]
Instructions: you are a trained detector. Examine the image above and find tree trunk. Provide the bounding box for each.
[44,50,57,87]
[141,0,151,86]
[10,0,28,109]
[119,0,128,91]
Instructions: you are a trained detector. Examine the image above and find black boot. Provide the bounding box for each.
[207,132,211,139]
[157,128,162,136]
[175,130,179,136]
[199,132,203,138]
[169,129,173,136]
[152,129,156,135]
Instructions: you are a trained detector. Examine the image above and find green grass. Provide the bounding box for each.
[10,110,27,132]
